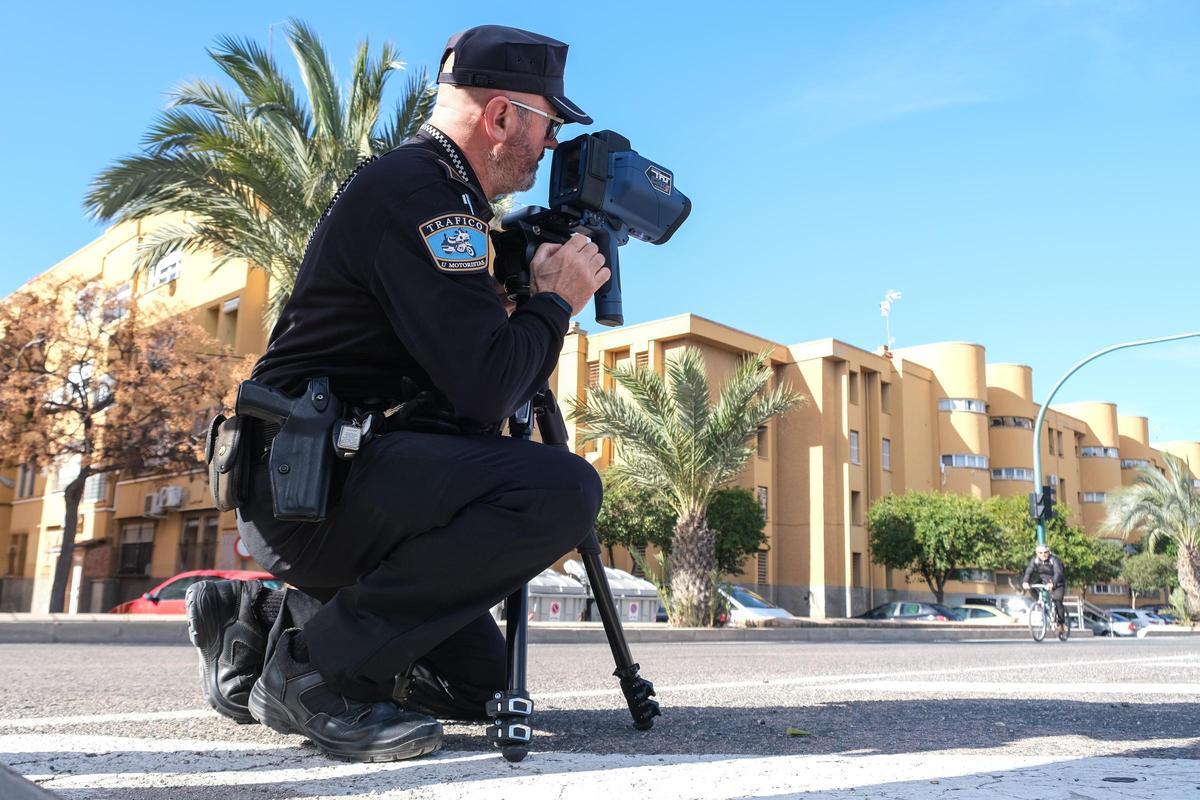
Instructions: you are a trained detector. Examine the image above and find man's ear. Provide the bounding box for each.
[482,95,515,143]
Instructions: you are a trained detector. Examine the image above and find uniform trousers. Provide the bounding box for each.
[237,430,602,704]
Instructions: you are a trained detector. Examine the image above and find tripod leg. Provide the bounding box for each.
[487,584,533,762]
[578,531,661,730]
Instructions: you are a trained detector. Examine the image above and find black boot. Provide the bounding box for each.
[185,579,278,723]
[249,628,443,763]
[397,662,495,722]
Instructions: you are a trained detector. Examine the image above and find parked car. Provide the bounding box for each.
[110,569,281,614]
[1104,609,1143,637]
[856,601,957,621]
[951,604,1018,624]
[1107,608,1167,628]
[1069,608,1113,636]
[719,586,796,625]
[966,594,1033,618]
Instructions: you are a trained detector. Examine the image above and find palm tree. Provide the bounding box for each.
[570,348,801,626]
[85,19,435,324]
[1103,454,1200,618]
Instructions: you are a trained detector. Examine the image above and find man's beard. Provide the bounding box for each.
[488,125,542,198]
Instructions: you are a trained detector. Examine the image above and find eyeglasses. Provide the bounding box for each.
[507,98,565,141]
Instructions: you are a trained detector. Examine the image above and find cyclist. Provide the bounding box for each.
[1022,544,1067,636]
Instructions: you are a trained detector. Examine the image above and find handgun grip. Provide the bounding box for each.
[235,380,294,424]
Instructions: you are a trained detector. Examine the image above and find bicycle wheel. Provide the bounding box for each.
[1029,602,1048,642]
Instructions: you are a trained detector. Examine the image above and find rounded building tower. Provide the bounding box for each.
[985,364,1037,497]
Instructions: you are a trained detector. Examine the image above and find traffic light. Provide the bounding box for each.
[1028,485,1057,523]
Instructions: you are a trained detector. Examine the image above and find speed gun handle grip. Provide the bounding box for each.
[236,380,295,425]
[592,227,622,327]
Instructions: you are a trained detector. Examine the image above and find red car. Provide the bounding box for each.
[109,569,281,614]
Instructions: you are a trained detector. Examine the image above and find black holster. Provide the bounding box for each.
[236,376,343,522]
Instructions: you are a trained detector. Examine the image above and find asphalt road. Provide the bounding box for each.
[1,636,1197,799]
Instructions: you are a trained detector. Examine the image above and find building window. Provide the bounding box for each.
[990,416,1033,430]
[851,552,862,587]
[1047,427,1056,456]
[851,491,862,525]
[178,513,219,573]
[938,398,986,414]
[6,533,28,576]
[958,569,994,583]
[146,251,182,290]
[880,382,893,414]
[756,486,769,520]
[757,426,768,458]
[1091,582,1125,595]
[16,463,37,498]
[1080,446,1119,459]
[850,431,860,464]
[635,352,649,370]
[82,473,110,503]
[940,454,989,470]
[756,551,768,586]
[1056,431,1064,455]
[848,371,859,405]
[991,467,1034,482]
[586,361,600,388]
[118,521,156,576]
[1121,459,1151,470]
[882,438,891,471]
[219,297,240,347]
[1082,492,1107,504]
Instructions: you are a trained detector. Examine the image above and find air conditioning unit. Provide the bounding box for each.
[143,493,166,518]
[158,485,186,509]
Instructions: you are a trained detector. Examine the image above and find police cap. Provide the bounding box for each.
[438,25,592,126]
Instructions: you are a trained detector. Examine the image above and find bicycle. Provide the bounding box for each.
[1027,583,1069,643]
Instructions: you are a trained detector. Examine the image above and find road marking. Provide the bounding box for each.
[4,734,1197,799]
[536,653,1198,700]
[0,709,211,729]
[837,680,1200,695]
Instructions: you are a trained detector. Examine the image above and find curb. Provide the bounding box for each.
[0,615,1047,645]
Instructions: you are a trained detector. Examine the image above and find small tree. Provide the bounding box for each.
[0,280,246,612]
[594,481,673,568]
[984,494,1123,593]
[1120,551,1178,608]
[707,487,768,577]
[868,491,1002,604]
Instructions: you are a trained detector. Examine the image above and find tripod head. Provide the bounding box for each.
[492,130,691,326]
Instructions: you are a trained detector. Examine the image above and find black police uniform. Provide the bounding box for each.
[237,122,602,707]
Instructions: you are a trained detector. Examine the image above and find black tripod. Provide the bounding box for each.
[484,383,660,762]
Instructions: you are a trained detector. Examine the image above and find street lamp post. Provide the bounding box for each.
[1032,332,1200,545]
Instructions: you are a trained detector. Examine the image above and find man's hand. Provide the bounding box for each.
[529,233,611,316]
[1021,582,1030,590]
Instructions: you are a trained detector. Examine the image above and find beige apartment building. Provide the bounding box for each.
[2,220,1196,615]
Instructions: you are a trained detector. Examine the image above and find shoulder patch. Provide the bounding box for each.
[418,214,489,273]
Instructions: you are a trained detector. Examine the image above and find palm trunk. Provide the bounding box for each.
[667,511,716,627]
[1177,544,1200,619]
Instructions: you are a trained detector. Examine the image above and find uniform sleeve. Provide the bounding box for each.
[369,179,571,424]
[1053,557,1065,586]
[1021,559,1035,584]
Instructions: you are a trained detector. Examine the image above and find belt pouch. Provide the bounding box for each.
[206,413,251,512]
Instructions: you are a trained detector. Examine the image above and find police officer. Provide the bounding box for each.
[185,25,607,763]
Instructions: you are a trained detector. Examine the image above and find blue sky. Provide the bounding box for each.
[2,1,1197,441]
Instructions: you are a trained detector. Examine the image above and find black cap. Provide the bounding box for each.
[438,25,592,126]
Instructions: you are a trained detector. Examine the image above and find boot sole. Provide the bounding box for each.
[186,582,256,725]
[248,681,443,762]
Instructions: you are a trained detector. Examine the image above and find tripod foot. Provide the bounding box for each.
[615,663,661,730]
[502,745,529,763]
[486,691,534,754]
